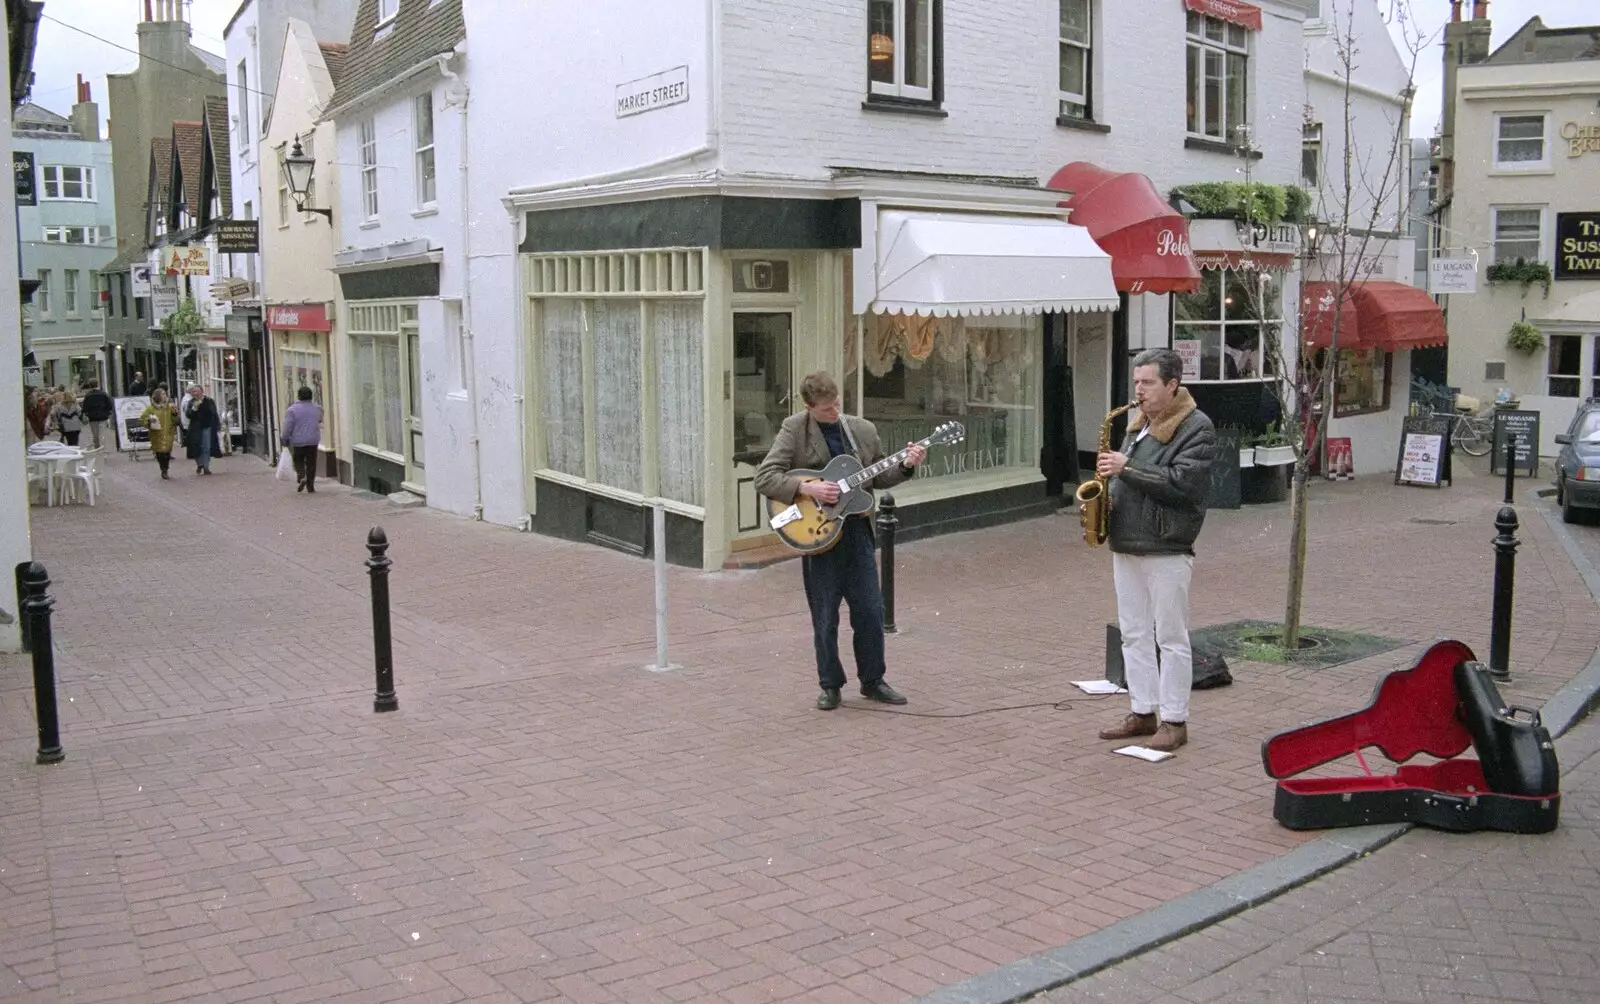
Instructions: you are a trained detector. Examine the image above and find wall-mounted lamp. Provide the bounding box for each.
[282,135,333,225]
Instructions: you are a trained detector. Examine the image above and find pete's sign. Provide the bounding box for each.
[1236,220,1301,255]
[1155,228,1191,257]
[1562,122,1600,158]
[1555,212,1600,280]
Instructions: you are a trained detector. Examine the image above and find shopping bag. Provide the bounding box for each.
[275,448,296,482]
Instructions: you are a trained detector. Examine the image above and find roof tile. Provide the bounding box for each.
[171,120,205,215]
[327,0,463,114]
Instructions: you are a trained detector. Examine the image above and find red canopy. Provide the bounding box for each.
[1184,0,1263,31]
[1301,281,1447,352]
[1046,162,1202,295]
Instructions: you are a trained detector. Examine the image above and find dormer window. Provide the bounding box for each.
[376,0,398,27]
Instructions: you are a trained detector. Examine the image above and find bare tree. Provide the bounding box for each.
[1236,0,1433,650]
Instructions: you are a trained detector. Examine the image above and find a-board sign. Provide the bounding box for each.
[1395,414,1451,488]
[112,396,151,454]
[1490,409,1540,477]
[1208,428,1242,510]
[1324,436,1354,478]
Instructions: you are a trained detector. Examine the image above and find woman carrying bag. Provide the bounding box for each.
[140,389,181,480]
[182,384,222,475]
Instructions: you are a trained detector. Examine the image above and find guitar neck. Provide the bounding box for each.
[842,436,934,490]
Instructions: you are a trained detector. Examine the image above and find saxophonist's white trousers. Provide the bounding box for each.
[1112,552,1195,723]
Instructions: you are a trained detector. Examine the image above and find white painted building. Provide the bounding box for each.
[464,0,1321,569]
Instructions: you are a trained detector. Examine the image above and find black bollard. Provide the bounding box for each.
[367,527,398,712]
[20,563,65,764]
[876,493,899,634]
[15,561,31,653]
[1503,435,1517,504]
[1488,506,1518,682]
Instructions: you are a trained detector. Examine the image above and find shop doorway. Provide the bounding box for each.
[404,325,425,490]
[729,310,795,547]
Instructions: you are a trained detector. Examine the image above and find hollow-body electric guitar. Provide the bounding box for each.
[765,421,966,555]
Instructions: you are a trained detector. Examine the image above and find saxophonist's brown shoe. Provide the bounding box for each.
[1098,712,1158,741]
[1147,722,1188,752]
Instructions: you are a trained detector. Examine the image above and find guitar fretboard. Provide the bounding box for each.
[840,436,936,490]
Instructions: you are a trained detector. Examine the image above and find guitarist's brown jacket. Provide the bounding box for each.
[753,412,912,505]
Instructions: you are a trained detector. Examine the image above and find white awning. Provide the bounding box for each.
[869,210,1119,317]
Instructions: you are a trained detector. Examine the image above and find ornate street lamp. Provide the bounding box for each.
[282,135,332,224]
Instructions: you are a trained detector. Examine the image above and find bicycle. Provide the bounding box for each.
[1450,405,1494,456]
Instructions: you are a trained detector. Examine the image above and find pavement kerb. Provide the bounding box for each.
[914,492,1600,1004]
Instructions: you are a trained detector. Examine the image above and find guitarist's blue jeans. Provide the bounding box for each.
[801,516,886,690]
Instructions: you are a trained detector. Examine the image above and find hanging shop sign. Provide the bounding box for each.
[1428,257,1478,294]
[130,262,153,297]
[1554,212,1600,281]
[13,150,35,206]
[266,302,332,332]
[212,219,260,254]
[160,245,211,276]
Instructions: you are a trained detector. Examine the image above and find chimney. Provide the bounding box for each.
[70,76,100,141]
[1472,1,1488,19]
[1450,0,1461,23]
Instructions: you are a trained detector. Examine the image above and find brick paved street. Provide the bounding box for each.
[1032,715,1600,1004]
[0,451,1594,1003]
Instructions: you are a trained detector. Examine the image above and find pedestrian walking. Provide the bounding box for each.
[753,370,927,711]
[1095,347,1216,754]
[280,387,324,493]
[140,389,180,479]
[183,384,222,476]
[80,380,113,449]
[127,371,146,396]
[49,390,84,447]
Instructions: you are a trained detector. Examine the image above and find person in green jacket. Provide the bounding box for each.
[139,389,181,480]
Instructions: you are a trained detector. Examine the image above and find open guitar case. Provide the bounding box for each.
[1260,640,1561,834]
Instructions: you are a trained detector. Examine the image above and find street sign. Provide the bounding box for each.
[209,277,255,301]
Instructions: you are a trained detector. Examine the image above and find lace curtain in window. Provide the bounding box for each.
[541,300,585,476]
[353,335,377,450]
[654,301,704,507]
[377,337,404,455]
[594,301,643,493]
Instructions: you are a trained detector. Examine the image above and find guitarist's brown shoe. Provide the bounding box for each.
[1098,712,1157,740]
[816,688,841,711]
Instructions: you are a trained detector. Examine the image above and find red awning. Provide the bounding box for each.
[1184,0,1263,31]
[1301,281,1446,352]
[1046,162,1202,295]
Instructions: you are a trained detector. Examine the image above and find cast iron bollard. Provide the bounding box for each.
[1488,506,1519,682]
[367,527,398,712]
[15,561,31,653]
[20,563,65,764]
[876,493,899,634]
[1503,435,1517,504]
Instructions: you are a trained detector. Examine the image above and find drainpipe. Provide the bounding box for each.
[436,47,483,520]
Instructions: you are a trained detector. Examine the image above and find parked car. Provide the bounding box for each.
[1553,398,1600,524]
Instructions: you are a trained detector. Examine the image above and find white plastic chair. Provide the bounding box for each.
[61,450,103,506]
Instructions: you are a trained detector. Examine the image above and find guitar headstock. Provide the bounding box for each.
[928,421,966,447]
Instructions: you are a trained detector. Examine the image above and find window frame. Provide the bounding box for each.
[89,270,104,316]
[1546,332,1585,398]
[376,0,399,27]
[41,225,97,244]
[359,118,380,221]
[1171,268,1282,384]
[34,269,50,318]
[1331,347,1392,418]
[276,146,290,227]
[1491,205,1546,264]
[62,269,79,317]
[1058,0,1093,122]
[348,301,417,461]
[1302,121,1322,188]
[865,0,941,106]
[41,165,94,201]
[1185,12,1250,143]
[413,91,436,209]
[236,62,250,149]
[1492,111,1549,171]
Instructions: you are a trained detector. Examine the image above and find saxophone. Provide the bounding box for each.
[1074,402,1136,547]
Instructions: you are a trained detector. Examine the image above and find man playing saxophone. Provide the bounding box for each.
[1094,348,1216,753]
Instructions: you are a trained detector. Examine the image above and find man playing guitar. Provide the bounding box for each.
[754,371,927,710]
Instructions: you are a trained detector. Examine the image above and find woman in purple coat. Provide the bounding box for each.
[280,387,324,492]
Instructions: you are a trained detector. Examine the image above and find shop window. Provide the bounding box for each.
[846,313,1040,483]
[349,302,415,457]
[867,0,938,104]
[1185,12,1248,141]
[540,299,586,477]
[279,342,327,448]
[1172,269,1281,382]
[1492,207,1543,263]
[1494,113,1547,169]
[1332,348,1390,417]
[1058,0,1092,121]
[1547,334,1582,398]
[594,301,643,493]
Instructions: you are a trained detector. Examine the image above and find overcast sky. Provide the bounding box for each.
[20,0,1600,140]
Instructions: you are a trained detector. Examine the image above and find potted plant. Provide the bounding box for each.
[1484,258,1553,298]
[1506,320,1545,355]
[1237,430,1258,468]
[1254,422,1297,466]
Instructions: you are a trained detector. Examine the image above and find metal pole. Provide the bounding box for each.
[1503,434,1517,505]
[21,563,65,764]
[367,527,398,712]
[653,502,669,670]
[876,493,899,634]
[15,561,32,653]
[1488,506,1518,682]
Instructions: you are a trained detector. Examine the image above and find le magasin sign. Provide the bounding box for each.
[1555,212,1600,280]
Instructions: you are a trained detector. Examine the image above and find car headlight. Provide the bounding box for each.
[1578,467,1600,481]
